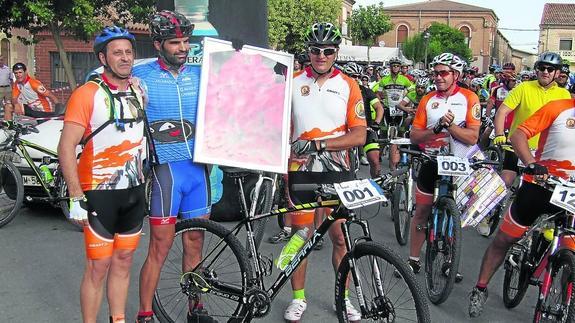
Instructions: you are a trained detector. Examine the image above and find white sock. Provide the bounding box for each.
[409,256,420,262]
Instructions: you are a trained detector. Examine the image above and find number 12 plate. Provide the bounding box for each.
[334,179,387,209]
[550,185,575,214]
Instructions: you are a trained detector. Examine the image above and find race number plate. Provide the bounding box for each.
[550,185,575,214]
[388,106,403,117]
[390,138,411,145]
[334,179,387,209]
[437,156,472,176]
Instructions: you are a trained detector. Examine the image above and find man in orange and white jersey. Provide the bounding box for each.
[468,98,575,318]
[284,22,366,322]
[408,53,481,276]
[8,62,59,120]
[58,26,147,323]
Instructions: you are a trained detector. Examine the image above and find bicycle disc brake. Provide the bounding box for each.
[246,287,271,318]
[180,268,215,297]
[372,295,396,321]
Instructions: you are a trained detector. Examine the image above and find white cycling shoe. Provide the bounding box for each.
[284,299,307,322]
[333,298,362,322]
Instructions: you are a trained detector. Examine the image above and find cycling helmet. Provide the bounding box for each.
[471,77,484,88]
[12,62,26,71]
[416,77,430,88]
[502,62,515,71]
[519,70,530,78]
[360,74,370,81]
[494,67,503,73]
[93,26,136,55]
[388,57,402,66]
[502,71,517,81]
[489,64,500,71]
[534,51,562,68]
[560,64,570,75]
[343,62,363,76]
[150,10,194,42]
[431,53,465,74]
[426,83,437,92]
[379,68,390,77]
[304,22,342,46]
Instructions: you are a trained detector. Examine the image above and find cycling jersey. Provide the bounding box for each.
[12,75,53,112]
[412,86,481,154]
[132,59,200,164]
[290,66,366,172]
[503,80,571,149]
[360,85,379,125]
[64,74,146,191]
[489,84,514,129]
[482,74,496,89]
[376,74,413,117]
[517,98,575,182]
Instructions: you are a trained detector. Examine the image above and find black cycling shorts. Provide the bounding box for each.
[24,105,55,119]
[363,128,380,153]
[502,149,519,173]
[416,160,438,194]
[85,184,146,239]
[288,171,354,205]
[509,181,562,227]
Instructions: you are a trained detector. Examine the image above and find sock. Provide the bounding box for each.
[476,283,487,291]
[137,311,154,318]
[344,289,349,299]
[409,256,420,262]
[284,226,292,234]
[293,289,305,300]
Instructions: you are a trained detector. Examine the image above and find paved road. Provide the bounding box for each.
[1,178,538,323]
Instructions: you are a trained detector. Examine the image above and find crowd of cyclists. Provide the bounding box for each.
[1,7,575,322]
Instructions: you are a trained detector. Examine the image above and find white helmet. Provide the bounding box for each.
[416,77,430,88]
[343,62,363,76]
[431,52,465,74]
[426,83,437,92]
[471,77,484,88]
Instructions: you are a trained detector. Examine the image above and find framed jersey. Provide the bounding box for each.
[194,37,293,173]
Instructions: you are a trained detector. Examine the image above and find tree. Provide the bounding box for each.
[268,0,342,54]
[0,0,155,89]
[401,33,426,65]
[347,2,393,63]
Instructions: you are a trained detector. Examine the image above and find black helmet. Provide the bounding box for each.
[150,10,194,42]
[12,62,26,71]
[502,62,515,71]
[560,64,570,75]
[304,22,342,46]
[535,51,562,68]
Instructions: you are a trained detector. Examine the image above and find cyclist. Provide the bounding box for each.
[468,97,575,317]
[343,62,384,178]
[285,22,366,322]
[491,52,571,204]
[132,11,213,323]
[58,26,147,323]
[482,64,499,89]
[408,53,480,278]
[375,57,413,170]
[8,62,60,120]
[401,62,415,82]
[478,71,517,149]
[398,77,428,126]
[519,70,531,82]
[0,55,12,111]
[556,64,570,89]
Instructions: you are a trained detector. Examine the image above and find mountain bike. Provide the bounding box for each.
[152,169,431,323]
[502,176,575,322]
[0,119,72,228]
[399,147,499,304]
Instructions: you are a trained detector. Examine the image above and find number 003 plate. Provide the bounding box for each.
[334,179,387,209]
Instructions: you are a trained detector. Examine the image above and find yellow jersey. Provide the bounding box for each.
[503,80,571,149]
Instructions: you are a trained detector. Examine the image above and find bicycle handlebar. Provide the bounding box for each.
[398,147,500,170]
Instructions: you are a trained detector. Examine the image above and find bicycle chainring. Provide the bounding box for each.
[246,287,271,317]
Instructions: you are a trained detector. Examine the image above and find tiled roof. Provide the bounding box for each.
[384,0,493,13]
[540,3,575,26]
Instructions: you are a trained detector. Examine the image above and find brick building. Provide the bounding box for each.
[539,3,575,71]
[0,29,35,74]
[340,0,355,45]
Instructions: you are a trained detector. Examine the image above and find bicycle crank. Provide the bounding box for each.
[246,287,271,317]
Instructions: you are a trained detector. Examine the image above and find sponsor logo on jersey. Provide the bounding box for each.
[355,101,366,119]
[301,85,310,96]
[431,102,440,109]
[566,118,575,129]
[472,103,481,120]
[326,89,340,95]
[37,85,46,93]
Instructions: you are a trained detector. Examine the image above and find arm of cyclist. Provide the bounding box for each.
[58,123,85,199]
[372,100,384,124]
[493,103,512,142]
[324,126,366,151]
[509,130,535,166]
[446,122,480,145]
[398,98,415,114]
[484,96,495,119]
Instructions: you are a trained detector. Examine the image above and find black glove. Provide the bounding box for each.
[370,122,381,132]
[231,37,245,51]
[432,120,445,134]
[524,163,548,175]
[291,140,318,155]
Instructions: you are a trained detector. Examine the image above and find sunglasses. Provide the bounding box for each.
[432,70,453,77]
[537,65,556,73]
[350,74,360,79]
[391,64,401,68]
[309,46,337,56]
[557,74,568,78]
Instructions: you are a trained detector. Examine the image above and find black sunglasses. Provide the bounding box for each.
[308,46,337,56]
[537,65,556,73]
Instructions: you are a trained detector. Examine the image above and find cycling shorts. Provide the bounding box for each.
[502,149,519,173]
[288,171,354,205]
[500,181,562,238]
[84,184,146,259]
[149,159,211,225]
[363,128,380,153]
[383,113,407,137]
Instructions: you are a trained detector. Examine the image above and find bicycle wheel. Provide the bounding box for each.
[55,172,82,231]
[502,243,530,308]
[424,197,462,305]
[335,241,431,323]
[392,182,410,245]
[250,178,273,250]
[153,218,253,323]
[533,249,575,323]
[0,160,23,227]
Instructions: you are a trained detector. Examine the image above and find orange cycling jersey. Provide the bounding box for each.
[517,98,575,182]
[412,86,481,153]
[12,75,53,112]
[290,66,366,172]
[64,74,147,191]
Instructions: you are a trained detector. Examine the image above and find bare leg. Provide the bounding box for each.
[476,230,518,286]
[409,203,431,258]
[81,257,112,323]
[366,150,381,178]
[107,249,136,318]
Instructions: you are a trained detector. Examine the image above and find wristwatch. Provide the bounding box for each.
[70,195,87,202]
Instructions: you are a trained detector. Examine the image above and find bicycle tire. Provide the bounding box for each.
[153,218,253,323]
[392,183,410,245]
[502,243,530,308]
[533,249,575,323]
[250,178,273,250]
[425,196,462,305]
[0,160,23,228]
[335,241,431,323]
[55,172,82,231]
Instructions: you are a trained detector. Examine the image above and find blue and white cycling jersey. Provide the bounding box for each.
[133,59,201,164]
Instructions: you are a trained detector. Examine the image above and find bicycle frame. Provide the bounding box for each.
[429,174,458,242]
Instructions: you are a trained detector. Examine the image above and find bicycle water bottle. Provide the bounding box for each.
[275,227,309,270]
[39,164,53,184]
[399,152,408,166]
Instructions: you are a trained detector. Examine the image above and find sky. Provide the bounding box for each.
[355,0,575,53]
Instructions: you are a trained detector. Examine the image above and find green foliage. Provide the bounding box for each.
[268,0,342,53]
[426,23,472,62]
[348,2,393,47]
[401,34,426,64]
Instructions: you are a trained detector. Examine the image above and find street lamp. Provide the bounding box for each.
[423,29,431,69]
